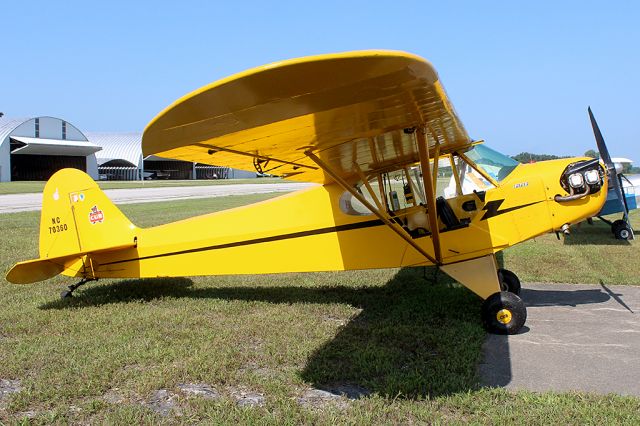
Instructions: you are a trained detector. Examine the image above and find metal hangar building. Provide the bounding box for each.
[0,116,255,182]
[0,116,101,182]
[87,132,248,181]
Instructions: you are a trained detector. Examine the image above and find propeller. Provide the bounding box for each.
[588,106,634,239]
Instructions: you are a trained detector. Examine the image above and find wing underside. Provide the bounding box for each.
[142,50,472,184]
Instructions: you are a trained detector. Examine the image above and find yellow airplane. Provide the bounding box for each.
[7,51,610,335]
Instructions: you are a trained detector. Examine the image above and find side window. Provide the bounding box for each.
[384,169,417,211]
[339,176,385,216]
[434,156,456,199]
[339,168,427,216]
[452,155,494,196]
[339,190,374,216]
[393,158,455,202]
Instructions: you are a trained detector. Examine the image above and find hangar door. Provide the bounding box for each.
[10,136,101,181]
[11,154,86,181]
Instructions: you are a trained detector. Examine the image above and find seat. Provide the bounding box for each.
[436,196,465,230]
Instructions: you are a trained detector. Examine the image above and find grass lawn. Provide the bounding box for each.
[502,209,640,284]
[1,195,639,423]
[0,178,283,195]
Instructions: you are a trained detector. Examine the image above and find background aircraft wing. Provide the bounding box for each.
[142,50,472,184]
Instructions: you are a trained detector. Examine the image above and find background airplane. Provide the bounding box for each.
[591,157,638,239]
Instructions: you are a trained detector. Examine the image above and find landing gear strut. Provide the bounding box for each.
[440,255,528,334]
[60,278,96,299]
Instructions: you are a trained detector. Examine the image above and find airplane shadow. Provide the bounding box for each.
[38,268,618,397]
[520,287,610,307]
[40,268,487,398]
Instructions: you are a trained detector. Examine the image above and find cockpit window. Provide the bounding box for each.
[463,144,519,182]
[340,144,516,216]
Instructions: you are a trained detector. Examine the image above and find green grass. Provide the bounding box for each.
[0,178,283,195]
[502,209,640,284]
[1,196,639,423]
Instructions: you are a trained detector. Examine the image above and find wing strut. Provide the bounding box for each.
[352,162,387,212]
[450,154,463,196]
[431,142,441,189]
[305,150,440,265]
[416,129,443,264]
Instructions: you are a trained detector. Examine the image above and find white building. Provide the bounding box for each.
[87,132,254,181]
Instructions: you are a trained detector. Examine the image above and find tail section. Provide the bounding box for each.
[7,168,138,284]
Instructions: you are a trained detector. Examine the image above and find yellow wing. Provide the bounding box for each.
[142,50,471,184]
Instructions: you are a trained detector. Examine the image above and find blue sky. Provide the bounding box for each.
[2,1,639,160]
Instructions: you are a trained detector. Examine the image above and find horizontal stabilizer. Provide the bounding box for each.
[6,241,137,284]
[6,256,74,284]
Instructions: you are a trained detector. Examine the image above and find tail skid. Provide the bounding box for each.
[6,168,139,284]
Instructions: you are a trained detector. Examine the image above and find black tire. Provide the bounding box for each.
[498,268,521,295]
[481,291,527,335]
[614,223,632,240]
[611,219,626,235]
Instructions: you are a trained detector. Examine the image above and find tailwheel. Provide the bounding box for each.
[60,278,96,299]
[481,291,527,335]
[498,268,521,295]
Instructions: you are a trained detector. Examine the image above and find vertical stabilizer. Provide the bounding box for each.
[39,168,138,259]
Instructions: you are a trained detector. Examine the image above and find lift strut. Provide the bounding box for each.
[305,150,440,265]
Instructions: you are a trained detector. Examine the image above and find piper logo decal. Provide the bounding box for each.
[89,205,104,224]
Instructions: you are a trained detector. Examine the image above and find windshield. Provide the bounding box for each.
[463,144,519,182]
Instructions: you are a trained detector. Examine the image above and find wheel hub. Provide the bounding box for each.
[496,309,512,324]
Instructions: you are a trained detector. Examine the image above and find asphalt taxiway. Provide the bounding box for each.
[480,282,640,396]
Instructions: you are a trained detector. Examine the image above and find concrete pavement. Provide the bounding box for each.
[479,282,640,396]
[0,182,315,213]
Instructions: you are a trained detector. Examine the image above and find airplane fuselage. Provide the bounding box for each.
[59,156,606,300]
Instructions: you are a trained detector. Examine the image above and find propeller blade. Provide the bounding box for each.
[588,107,634,239]
[588,106,614,170]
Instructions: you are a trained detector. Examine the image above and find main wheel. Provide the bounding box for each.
[613,221,632,240]
[498,268,521,295]
[611,219,626,235]
[481,291,527,335]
